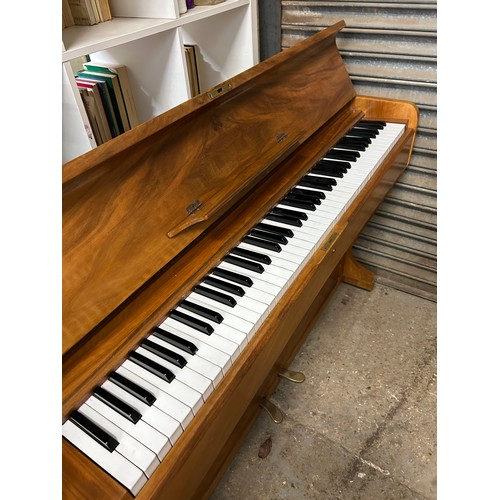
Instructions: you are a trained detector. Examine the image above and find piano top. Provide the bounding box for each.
[62,21,356,354]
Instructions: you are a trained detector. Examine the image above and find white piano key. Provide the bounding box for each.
[236,242,300,270]
[160,324,233,374]
[238,240,305,264]
[147,333,224,388]
[62,419,148,496]
[135,345,213,402]
[77,403,160,477]
[115,365,194,429]
[181,294,257,336]
[171,308,249,348]
[230,279,277,307]
[219,259,288,290]
[162,316,240,362]
[86,395,172,461]
[192,287,262,325]
[122,357,204,415]
[101,379,184,445]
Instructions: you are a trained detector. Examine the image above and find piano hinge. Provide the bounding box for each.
[207,82,232,99]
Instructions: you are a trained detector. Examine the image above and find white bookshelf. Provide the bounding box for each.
[62,0,259,164]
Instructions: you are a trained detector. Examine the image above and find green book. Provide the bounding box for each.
[76,70,127,134]
[84,62,138,128]
[76,74,120,138]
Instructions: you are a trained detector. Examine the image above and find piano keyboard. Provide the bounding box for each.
[62,120,406,495]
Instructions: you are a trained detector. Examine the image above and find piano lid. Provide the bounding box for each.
[62,21,356,353]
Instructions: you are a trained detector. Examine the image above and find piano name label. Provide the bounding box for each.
[321,232,339,253]
[186,199,203,215]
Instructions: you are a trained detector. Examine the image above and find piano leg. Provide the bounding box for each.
[342,248,375,291]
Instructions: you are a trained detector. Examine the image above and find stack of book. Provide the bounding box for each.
[63,0,112,28]
[75,61,140,146]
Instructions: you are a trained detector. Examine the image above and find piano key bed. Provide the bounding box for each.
[62,120,406,495]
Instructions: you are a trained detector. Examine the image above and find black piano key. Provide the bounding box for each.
[93,386,142,424]
[223,255,265,274]
[285,192,321,206]
[153,327,198,355]
[290,187,326,200]
[69,410,119,452]
[298,176,334,191]
[280,197,317,211]
[244,233,284,250]
[314,164,347,176]
[212,267,254,287]
[334,140,366,152]
[271,206,308,220]
[129,350,176,383]
[180,299,224,324]
[229,247,272,264]
[346,128,378,138]
[256,222,295,237]
[342,136,371,146]
[249,229,287,245]
[324,150,360,161]
[265,212,303,227]
[338,135,370,145]
[170,308,215,334]
[318,159,351,169]
[194,283,238,306]
[310,166,344,178]
[108,371,156,406]
[203,276,245,297]
[231,247,272,265]
[141,338,188,368]
[357,119,386,129]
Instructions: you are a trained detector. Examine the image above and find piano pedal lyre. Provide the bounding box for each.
[259,398,284,424]
[278,369,305,383]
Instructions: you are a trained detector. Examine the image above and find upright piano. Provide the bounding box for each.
[62,21,418,499]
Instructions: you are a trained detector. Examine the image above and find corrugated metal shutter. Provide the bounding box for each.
[281,1,437,301]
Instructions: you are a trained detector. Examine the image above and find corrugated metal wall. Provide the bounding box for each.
[281,1,437,301]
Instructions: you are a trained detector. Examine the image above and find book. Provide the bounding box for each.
[184,44,202,96]
[95,0,112,22]
[184,45,200,97]
[89,0,100,23]
[76,70,126,135]
[78,87,102,145]
[194,0,226,4]
[76,76,120,138]
[63,0,75,28]
[67,0,98,25]
[83,61,139,128]
[76,81,113,143]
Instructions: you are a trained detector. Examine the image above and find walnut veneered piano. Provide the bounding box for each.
[62,21,418,499]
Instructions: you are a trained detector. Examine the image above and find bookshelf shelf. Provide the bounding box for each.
[62,0,258,164]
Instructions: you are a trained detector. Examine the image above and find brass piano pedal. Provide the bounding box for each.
[278,369,305,383]
[259,399,284,424]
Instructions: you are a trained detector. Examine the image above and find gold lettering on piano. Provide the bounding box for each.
[186,199,203,215]
[276,132,288,143]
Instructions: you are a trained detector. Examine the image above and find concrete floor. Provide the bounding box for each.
[210,282,437,500]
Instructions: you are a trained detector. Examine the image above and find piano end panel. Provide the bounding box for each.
[353,95,419,130]
[352,95,419,164]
